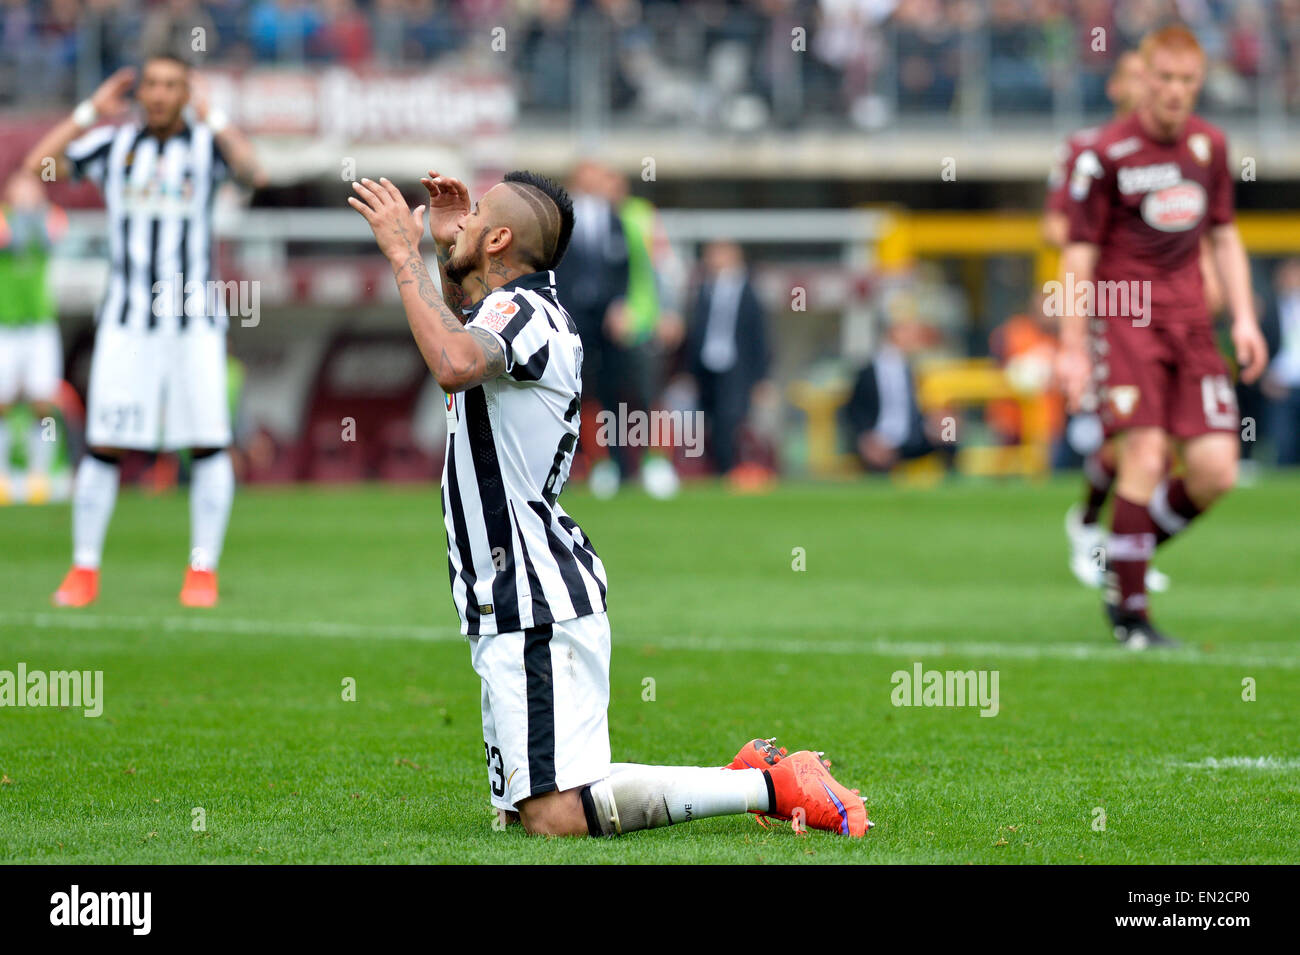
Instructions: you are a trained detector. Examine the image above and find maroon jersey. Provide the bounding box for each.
[1045,125,1102,215]
[1065,112,1234,323]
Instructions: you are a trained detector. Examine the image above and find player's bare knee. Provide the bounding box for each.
[518,806,565,837]
[1192,457,1238,503]
[1119,444,1166,491]
[518,791,587,837]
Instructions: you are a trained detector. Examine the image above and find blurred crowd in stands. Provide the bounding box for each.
[5,0,1300,125]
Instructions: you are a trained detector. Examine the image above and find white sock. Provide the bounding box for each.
[72,455,120,568]
[610,762,649,775]
[189,450,234,571]
[585,766,771,835]
[28,418,55,475]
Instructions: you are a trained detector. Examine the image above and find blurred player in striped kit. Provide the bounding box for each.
[24,54,263,608]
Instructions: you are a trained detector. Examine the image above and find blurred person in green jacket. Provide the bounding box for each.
[595,166,685,499]
[0,170,68,504]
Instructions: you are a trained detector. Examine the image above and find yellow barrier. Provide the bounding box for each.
[874,209,1300,284]
[788,359,1052,479]
[915,358,1052,478]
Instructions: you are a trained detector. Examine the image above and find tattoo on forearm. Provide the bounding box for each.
[468,326,507,379]
[397,253,457,324]
[393,251,507,386]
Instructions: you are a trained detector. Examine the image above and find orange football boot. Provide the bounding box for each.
[180,568,219,607]
[726,737,788,771]
[52,566,99,607]
[763,750,870,837]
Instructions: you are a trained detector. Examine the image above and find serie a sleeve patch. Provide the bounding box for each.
[477,298,520,333]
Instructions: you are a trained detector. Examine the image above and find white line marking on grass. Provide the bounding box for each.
[0,611,464,643]
[3,611,1299,670]
[1178,757,1300,771]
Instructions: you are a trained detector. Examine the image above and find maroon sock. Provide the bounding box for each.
[1081,452,1116,525]
[1149,477,1203,546]
[1109,495,1155,619]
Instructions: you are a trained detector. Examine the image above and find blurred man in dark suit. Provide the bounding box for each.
[843,319,945,472]
[1263,258,1300,465]
[554,160,629,495]
[686,241,770,475]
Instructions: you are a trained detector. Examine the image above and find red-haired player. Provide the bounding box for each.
[1057,26,1268,648]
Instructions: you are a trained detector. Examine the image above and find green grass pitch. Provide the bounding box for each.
[2,476,1297,864]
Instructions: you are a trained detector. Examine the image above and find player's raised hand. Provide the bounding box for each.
[420,171,470,248]
[1231,319,1269,385]
[188,72,211,122]
[348,177,425,263]
[1055,343,1092,412]
[91,67,136,118]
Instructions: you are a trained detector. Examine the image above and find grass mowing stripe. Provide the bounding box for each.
[4,610,1298,670]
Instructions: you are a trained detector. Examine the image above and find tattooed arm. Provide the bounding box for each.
[349,177,505,392]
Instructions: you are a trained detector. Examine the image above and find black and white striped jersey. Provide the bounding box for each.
[65,120,229,334]
[441,270,608,636]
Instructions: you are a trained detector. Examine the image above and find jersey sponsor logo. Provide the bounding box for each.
[478,298,519,333]
[445,391,457,433]
[1188,132,1211,165]
[1106,136,1142,160]
[1140,180,1207,232]
[1117,162,1181,195]
[1108,385,1140,418]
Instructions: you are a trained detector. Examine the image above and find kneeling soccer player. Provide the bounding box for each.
[350,169,869,837]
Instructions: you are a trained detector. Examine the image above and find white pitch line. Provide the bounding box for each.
[0,611,464,643]
[2,610,1298,670]
[1177,757,1300,771]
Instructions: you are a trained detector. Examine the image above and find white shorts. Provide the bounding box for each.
[471,611,612,810]
[0,324,62,405]
[85,321,231,451]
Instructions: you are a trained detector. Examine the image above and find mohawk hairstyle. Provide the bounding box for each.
[502,170,574,270]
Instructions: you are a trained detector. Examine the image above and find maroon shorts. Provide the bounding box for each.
[1091,318,1238,439]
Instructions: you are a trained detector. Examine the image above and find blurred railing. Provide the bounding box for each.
[2,2,1298,134]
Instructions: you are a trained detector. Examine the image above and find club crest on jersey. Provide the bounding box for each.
[478,298,519,333]
[1188,132,1211,165]
[1141,180,1206,232]
[1109,386,1140,418]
